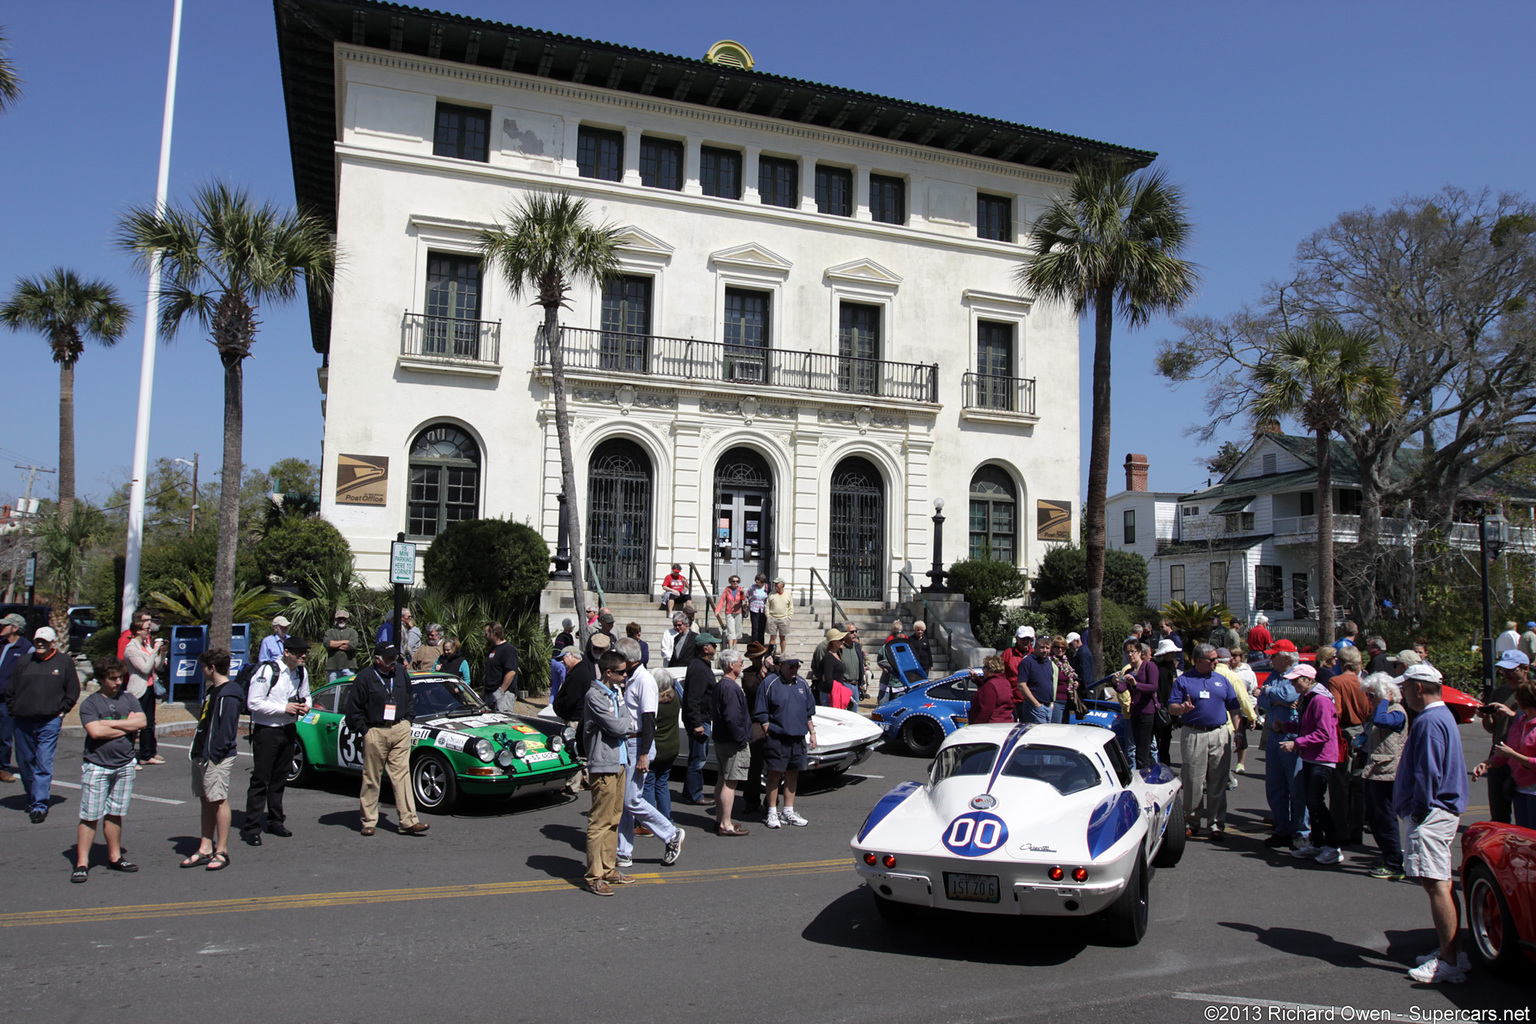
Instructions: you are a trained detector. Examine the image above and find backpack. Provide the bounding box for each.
[232,659,280,715]
[552,663,591,722]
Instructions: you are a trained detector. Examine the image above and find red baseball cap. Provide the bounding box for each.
[1266,639,1298,654]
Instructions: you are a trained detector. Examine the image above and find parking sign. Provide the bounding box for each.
[389,540,416,585]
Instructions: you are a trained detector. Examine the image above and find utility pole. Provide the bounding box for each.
[14,463,56,521]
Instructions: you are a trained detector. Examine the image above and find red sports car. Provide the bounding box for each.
[1460,820,1536,979]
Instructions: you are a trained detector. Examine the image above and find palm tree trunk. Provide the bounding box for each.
[1316,427,1336,646]
[57,359,75,529]
[211,352,243,647]
[1084,284,1115,678]
[544,304,589,635]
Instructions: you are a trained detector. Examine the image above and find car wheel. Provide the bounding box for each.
[287,742,314,786]
[1152,812,1185,868]
[1465,862,1522,977]
[411,752,458,814]
[1099,854,1149,946]
[899,716,943,758]
[872,890,917,924]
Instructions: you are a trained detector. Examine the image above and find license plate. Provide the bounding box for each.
[944,872,1000,903]
[524,751,558,763]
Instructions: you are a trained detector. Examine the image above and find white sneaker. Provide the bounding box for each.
[1314,847,1341,865]
[781,807,809,827]
[615,855,633,868]
[1414,950,1471,971]
[661,827,685,866]
[1291,834,1311,850]
[1407,957,1467,984]
[1291,844,1322,859]
[765,808,782,829]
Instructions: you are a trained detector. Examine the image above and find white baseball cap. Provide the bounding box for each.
[1015,625,1036,640]
[1066,632,1082,644]
[33,626,57,642]
[1393,663,1443,685]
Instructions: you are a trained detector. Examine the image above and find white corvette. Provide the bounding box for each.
[850,722,1184,945]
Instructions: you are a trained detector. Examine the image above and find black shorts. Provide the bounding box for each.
[763,734,808,772]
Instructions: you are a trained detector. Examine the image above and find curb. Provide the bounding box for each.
[59,719,201,740]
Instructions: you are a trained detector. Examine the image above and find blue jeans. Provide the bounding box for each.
[1023,703,1051,724]
[618,741,678,859]
[683,725,711,803]
[1513,791,1536,829]
[1050,701,1071,724]
[14,715,62,814]
[642,758,674,821]
[0,702,15,769]
[1264,731,1308,837]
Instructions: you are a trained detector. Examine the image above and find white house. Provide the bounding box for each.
[275,0,1155,602]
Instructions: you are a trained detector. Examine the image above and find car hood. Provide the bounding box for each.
[812,706,883,750]
[415,712,552,748]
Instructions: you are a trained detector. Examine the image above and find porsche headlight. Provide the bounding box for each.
[473,738,494,762]
[563,725,576,744]
[512,740,530,759]
[495,748,514,768]
[548,733,565,754]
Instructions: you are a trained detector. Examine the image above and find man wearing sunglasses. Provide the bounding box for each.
[1168,643,1241,840]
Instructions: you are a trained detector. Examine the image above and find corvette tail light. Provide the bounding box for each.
[882,855,898,868]
[863,852,877,866]
[1048,867,1064,881]
[1072,868,1088,882]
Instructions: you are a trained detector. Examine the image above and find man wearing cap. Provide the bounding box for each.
[240,635,312,845]
[258,615,292,665]
[345,644,427,837]
[548,646,581,710]
[1480,648,1528,824]
[1278,663,1344,864]
[1247,615,1273,657]
[1168,643,1241,840]
[1000,626,1032,705]
[7,627,81,821]
[766,577,793,654]
[755,655,817,827]
[586,610,617,659]
[323,608,360,683]
[483,621,519,713]
[1394,663,1469,984]
[1258,641,1307,847]
[680,631,721,804]
[0,612,35,783]
[1067,631,1094,691]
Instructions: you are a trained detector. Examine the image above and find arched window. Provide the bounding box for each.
[969,465,1017,564]
[408,424,480,538]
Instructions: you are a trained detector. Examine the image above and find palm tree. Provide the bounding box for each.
[479,192,620,634]
[1,269,131,527]
[118,183,335,646]
[1019,161,1198,676]
[0,28,21,112]
[1251,319,1398,645]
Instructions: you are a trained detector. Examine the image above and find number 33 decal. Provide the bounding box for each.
[338,724,365,768]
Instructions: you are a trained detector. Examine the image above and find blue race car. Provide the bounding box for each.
[871,670,979,757]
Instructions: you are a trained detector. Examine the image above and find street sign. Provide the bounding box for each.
[389,540,416,585]
[24,554,35,588]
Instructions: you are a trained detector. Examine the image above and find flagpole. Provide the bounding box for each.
[120,0,184,631]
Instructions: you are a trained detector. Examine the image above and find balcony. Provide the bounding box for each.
[961,371,1038,424]
[537,325,939,403]
[1273,514,1536,553]
[399,313,502,378]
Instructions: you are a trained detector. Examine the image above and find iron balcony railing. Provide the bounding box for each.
[962,371,1037,415]
[402,313,502,366]
[537,325,939,403]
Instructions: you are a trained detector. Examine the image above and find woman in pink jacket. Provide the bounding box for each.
[1474,682,1536,828]
[1277,664,1345,864]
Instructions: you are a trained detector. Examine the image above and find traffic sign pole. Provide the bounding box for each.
[389,532,415,652]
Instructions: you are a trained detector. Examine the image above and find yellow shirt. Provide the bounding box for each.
[767,592,793,619]
[1214,664,1257,721]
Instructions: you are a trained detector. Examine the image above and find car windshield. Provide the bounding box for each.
[931,742,999,783]
[411,677,485,717]
[999,745,1101,795]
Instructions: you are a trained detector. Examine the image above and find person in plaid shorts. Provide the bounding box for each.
[72,657,146,882]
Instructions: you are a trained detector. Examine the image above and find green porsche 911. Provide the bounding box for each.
[286,672,579,812]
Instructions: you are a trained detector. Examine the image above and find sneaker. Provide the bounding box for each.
[1234,763,1246,774]
[1227,779,1239,791]
[1406,958,1467,984]
[615,855,633,868]
[1291,834,1312,850]
[1369,864,1405,880]
[781,808,809,827]
[1291,844,1322,859]
[1314,847,1341,865]
[662,827,686,866]
[765,808,782,829]
[1414,950,1471,971]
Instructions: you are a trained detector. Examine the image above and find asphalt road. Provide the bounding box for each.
[2,721,1530,1024]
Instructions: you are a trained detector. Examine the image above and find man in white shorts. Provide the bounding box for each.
[1393,664,1469,984]
[72,657,146,882]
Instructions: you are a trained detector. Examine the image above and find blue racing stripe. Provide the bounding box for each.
[856,781,923,842]
[982,722,1034,795]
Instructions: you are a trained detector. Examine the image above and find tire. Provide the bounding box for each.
[899,716,944,758]
[1152,812,1185,868]
[1099,854,1149,946]
[1465,861,1523,978]
[411,752,459,814]
[872,890,917,924]
[287,742,314,786]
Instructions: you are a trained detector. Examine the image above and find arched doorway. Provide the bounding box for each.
[587,438,652,594]
[712,447,773,589]
[829,456,884,601]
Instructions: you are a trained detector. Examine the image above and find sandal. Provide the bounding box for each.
[71,865,88,883]
[106,857,138,873]
[180,851,214,869]
[205,851,230,871]
[141,756,167,766]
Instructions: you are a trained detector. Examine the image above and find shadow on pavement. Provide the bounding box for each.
[525,853,584,882]
[803,886,1091,964]
[539,822,585,852]
[1219,920,1408,972]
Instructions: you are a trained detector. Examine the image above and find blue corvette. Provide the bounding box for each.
[871,671,979,757]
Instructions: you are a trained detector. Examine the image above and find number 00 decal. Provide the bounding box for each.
[942,811,1009,857]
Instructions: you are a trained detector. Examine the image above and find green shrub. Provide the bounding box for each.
[947,558,1028,649]
[1039,593,1134,655]
[1033,544,1148,608]
[253,515,353,594]
[422,518,550,614]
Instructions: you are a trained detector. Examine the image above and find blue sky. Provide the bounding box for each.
[2,1,1533,515]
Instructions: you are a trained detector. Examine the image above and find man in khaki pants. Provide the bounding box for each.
[344,643,428,837]
[583,651,633,895]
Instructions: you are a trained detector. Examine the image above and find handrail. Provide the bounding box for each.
[583,561,607,626]
[686,562,716,635]
[896,569,955,656]
[807,566,848,633]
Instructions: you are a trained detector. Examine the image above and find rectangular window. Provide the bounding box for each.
[869,174,906,225]
[758,156,798,208]
[1123,509,1136,546]
[1256,565,1285,611]
[1337,489,1362,516]
[577,126,623,181]
[838,302,881,395]
[639,136,683,190]
[1182,505,1199,517]
[1210,561,1227,607]
[1170,564,1186,604]
[976,321,1015,410]
[432,103,489,162]
[600,276,652,372]
[815,165,853,216]
[723,288,769,382]
[1291,573,1310,614]
[970,499,1016,564]
[977,193,1012,242]
[1299,491,1315,516]
[700,146,742,199]
[424,254,482,358]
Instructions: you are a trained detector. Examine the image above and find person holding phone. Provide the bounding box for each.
[122,615,167,766]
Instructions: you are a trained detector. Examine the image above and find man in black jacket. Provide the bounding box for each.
[344,644,427,837]
[184,648,243,869]
[680,631,720,804]
[5,627,80,822]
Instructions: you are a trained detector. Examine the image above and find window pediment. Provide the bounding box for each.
[824,258,902,292]
[709,242,793,278]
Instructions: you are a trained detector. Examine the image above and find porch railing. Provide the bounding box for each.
[961,371,1037,415]
[402,312,501,366]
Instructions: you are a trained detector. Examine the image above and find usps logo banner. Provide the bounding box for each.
[1036,499,1072,541]
[336,454,388,506]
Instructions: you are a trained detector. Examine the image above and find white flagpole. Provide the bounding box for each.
[120,0,184,631]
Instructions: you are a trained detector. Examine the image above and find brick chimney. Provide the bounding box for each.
[1124,453,1149,492]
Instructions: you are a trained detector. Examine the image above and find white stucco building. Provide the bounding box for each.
[275,0,1155,602]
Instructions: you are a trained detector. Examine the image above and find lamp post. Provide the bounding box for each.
[1478,511,1508,700]
[173,455,198,536]
[551,492,572,582]
[924,497,950,593]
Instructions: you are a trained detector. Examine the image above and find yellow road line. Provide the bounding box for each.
[0,858,851,929]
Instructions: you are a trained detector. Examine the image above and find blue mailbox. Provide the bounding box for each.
[170,625,207,702]
[229,623,251,679]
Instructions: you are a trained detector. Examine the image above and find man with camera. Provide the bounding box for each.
[240,635,312,846]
